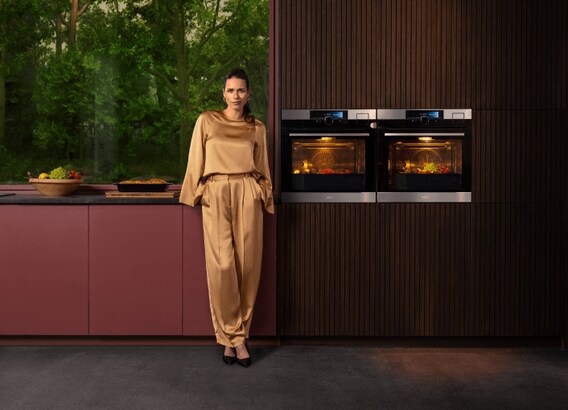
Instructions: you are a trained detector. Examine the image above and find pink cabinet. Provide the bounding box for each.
[181,207,210,335]
[0,205,88,335]
[182,206,277,336]
[89,206,183,335]
[253,211,277,336]
[0,202,275,338]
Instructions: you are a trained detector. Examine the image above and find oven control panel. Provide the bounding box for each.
[282,109,377,124]
[377,109,472,123]
[406,110,443,124]
[310,110,347,125]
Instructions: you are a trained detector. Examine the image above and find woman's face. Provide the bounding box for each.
[223,78,249,112]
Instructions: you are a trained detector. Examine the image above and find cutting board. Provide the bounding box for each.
[105,191,179,198]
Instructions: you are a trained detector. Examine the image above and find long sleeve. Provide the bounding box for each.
[253,123,275,214]
[179,114,206,206]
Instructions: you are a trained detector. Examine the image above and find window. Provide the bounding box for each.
[0,0,269,184]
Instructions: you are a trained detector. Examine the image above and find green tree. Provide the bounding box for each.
[1,0,269,183]
[78,3,179,180]
[0,0,6,147]
[0,0,49,148]
[132,0,268,173]
[33,49,92,161]
[190,0,269,123]
[31,1,105,166]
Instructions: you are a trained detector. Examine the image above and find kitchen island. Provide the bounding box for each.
[0,192,276,340]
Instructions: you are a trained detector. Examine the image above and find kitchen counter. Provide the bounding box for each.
[0,199,277,338]
[0,193,181,205]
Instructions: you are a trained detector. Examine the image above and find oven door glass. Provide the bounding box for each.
[387,133,464,191]
[287,134,369,191]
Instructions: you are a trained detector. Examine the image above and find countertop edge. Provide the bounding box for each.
[0,194,183,205]
[0,184,185,204]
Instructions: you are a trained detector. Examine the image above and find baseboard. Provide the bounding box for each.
[0,336,562,348]
[0,336,281,346]
[279,336,563,348]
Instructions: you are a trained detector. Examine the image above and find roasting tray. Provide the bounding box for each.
[394,173,461,191]
[114,183,170,192]
[291,174,366,191]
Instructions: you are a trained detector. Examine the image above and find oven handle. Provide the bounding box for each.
[384,132,465,137]
[289,133,371,137]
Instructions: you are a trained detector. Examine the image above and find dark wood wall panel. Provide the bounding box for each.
[375,204,472,336]
[280,0,379,108]
[281,0,567,109]
[473,110,568,203]
[469,204,563,337]
[278,204,378,336]
[277,0,568,337]
[392,0,568,109]
[377,0,568,109]
[279,203,563,336]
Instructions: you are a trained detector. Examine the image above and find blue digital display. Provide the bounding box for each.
[407,110,443,119]
[310,110,347,120]
[424,111,440,119]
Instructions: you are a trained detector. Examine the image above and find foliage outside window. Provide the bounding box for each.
[0,0,269,184]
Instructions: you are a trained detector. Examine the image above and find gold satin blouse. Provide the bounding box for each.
[179,110,274,213]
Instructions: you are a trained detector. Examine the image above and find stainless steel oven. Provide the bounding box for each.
[281,109,377,203]
[377,109,472,202]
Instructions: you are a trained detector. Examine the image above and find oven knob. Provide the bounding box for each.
[323,115,334,126]
[420,115,430,125]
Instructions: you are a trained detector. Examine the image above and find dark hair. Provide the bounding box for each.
[224,68,255,124]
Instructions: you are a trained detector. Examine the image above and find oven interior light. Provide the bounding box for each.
[419,137,433,142]
[320,137,334,141]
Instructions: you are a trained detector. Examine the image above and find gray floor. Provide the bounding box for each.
[1,346,567,410]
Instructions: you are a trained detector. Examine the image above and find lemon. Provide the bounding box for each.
[39,173,50,179]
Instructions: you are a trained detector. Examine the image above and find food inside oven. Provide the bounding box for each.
[389,139,463,191]
[292,138,365,175]
[290,137,367,191]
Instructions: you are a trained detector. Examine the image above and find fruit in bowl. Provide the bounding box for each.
[29,166,84,197]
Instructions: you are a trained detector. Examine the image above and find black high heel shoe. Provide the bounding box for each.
[235,342,251,368]
[223,348,236,365]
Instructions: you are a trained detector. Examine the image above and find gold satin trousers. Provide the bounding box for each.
[201,174,264,347]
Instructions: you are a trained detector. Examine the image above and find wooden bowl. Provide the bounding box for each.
[29,178,83,197]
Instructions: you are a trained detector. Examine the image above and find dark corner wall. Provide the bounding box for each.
[277,0,568,337]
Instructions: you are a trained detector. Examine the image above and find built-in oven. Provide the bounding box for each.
[281,109,377,203]
[377,109,472,202]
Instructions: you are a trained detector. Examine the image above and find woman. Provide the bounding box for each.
[179,68,274,367]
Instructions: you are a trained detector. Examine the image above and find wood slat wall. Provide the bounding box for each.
[279,203,563,336]
[473,110,568,204]
[281,0,568,109]
[280,0,379,108]
[277,0,568,337]
[378,0,567,109]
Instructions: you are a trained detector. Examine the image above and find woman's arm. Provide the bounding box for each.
[179,114,207,206]
[253,122,275,214]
